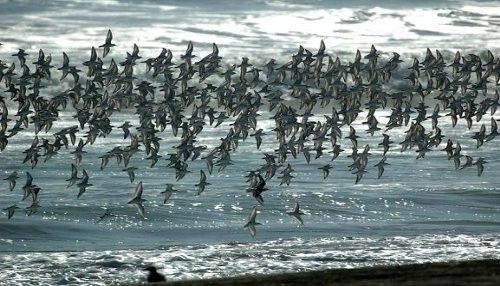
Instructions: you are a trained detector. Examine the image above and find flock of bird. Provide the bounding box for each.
[1,30,499,236]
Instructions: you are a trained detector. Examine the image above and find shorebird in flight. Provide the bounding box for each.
[99,29,116,58]
[128,181,146,219]
[243,206,261,237]
[286,201,304,225]
[3,204,20,220]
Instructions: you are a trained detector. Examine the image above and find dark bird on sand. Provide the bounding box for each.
[144,266,166,283]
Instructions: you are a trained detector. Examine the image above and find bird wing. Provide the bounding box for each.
[26,172,33,186]
[162,191,173,204]
[106,29,113,44]
[132,43,139,56]
[130,181,143,203]
[293,202,300,213]
[186,41,193,56]
[248,225,256,237]
[132,202,145,219]
[248,206,257,223]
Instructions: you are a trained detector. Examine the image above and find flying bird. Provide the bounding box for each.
[76,169,92,198]
[249,174,267,205]
[3,204,20,220]
[128,181,146,219]
[4,171,19,191]
[195,170,210,195]
[318,164,333,179]
[99,29,116,58]
[96,208,113,223]
[161,184,177,204]
[286,201,304,225]
[243,206,261,237]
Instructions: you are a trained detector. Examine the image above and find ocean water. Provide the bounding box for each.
[1,0,500,285]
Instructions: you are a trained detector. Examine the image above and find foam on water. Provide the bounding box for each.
[1,0,499,61]
[1,234,499,285]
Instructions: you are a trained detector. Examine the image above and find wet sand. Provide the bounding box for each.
[124,259,500,285]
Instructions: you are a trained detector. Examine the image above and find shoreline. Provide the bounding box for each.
[122,259,500,286]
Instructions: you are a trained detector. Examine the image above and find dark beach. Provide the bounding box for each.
[124,259,500,286]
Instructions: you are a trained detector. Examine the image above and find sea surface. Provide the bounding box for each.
[1,0,500,285]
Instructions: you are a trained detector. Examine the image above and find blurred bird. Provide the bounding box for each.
[76,169,92,198]
[195,169,210,195]
[123,166,138,183]
[66,163,80,188]
[144,266,166,283]
[374,156,389,179]
[249,174,267,205]
[473,157,487,176]
[3,204,19,220]
[318,164,333,179]
[96,208,113,223]
[161,184,177,203]
[99,29,115,58]
[286,201,304,225]
[128,181,146,219]
[4,171,19,191]
[243,206,260,237]
[25,201,41,216]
